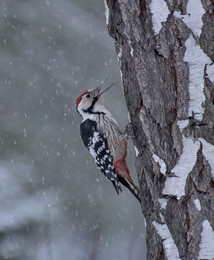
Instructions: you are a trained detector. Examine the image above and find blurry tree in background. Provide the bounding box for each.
[0,0,145,259]
[106,0,214,259]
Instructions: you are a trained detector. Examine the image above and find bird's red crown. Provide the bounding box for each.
[76,89,88,109]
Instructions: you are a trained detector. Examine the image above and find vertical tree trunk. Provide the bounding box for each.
[105,0,214,259]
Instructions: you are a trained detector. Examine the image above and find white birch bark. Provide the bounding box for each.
[106,0,214,259]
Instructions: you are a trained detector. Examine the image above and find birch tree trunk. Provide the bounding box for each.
[105,0,214,259]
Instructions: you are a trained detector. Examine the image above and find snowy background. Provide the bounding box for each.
[0,0,145,259]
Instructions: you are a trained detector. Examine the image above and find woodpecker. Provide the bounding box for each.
[76,79,140,202]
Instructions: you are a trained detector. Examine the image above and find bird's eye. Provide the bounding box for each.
[85,93,91,99]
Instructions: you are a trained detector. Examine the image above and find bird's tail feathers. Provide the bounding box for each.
[118,176,141,203]
[112,180,122,195]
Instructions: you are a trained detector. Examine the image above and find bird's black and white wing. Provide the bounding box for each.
[80,119,122,194]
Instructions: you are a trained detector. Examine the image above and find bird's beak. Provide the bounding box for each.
[98,83,114,96]
[95,78,113,97]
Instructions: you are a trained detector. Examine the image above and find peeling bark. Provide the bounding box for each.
[105,0,214,259]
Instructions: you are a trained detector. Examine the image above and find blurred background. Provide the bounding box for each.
[0,0,146,259]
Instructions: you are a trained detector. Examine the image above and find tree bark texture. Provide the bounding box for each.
[105,0,214,259]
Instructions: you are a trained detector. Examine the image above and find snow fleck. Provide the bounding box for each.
[193,199,201,211]
[129,41,134,57]
[144,217,147,227]
[150,0,170,35]
[117,48,122,59]
[130,46,133,57]
[158,198,168,210]
[127,111,131,122]
[174,0,205,38]
[23,128,27,138]
[199,220,214,259]
[120,69,124,94]
[199,138,214,178]
[184,35,211,121]
[134,146,139,157]
[153,221,180,260]
[104,0,109,25]
[163,136,200,199]
[152,154,166,175]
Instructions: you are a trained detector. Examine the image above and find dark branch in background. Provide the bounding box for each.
[89,204,103,260]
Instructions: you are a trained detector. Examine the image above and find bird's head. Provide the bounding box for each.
[76,79,113,115]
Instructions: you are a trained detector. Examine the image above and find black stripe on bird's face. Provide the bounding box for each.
[82,96,104,114]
